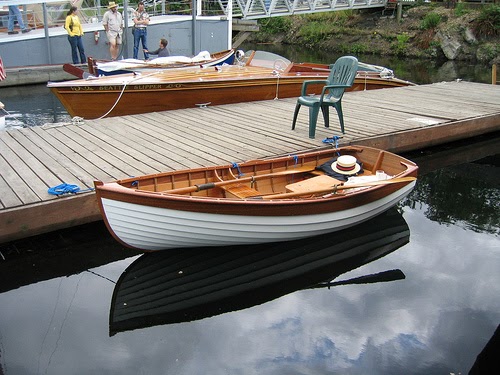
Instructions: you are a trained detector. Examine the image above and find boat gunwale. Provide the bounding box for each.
[47,75,413,90]
[109,146,415,184]
[94,146,418,212]
[47,61,414,88]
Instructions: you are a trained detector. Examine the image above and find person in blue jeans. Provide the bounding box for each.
[8,5,31,35]
[64,6,86,64]
[132,1,150,60]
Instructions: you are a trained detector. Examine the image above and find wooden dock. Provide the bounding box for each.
[1,81,499,244]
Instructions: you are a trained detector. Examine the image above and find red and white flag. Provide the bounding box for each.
[0,57,6,81]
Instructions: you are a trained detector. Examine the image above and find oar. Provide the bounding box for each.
[258,176,416,200]
[163,166,316,195]
[308,269,406,289]
[63,64,94,79]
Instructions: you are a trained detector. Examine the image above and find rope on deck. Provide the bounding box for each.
[48,183,94,196]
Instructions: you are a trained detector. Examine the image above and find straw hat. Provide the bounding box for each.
[107,2,119,9]
[331,155,361,175]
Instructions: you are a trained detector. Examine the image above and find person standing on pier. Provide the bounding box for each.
[132,1,150,60]
[7,5,31,35]
[64,6,86,65]
[102,2,123,61]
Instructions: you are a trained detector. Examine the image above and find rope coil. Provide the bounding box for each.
[48,183,94,196]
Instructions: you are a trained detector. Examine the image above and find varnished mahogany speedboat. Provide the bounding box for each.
[49,51,414,119]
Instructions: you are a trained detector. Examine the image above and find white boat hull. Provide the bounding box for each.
[101,182,415,250]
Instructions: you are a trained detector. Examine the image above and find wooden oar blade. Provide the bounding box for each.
[308,269,406,289]
[63,63,85,79]
[327,269,406,286]
[63,64,94,79]
[261,176,416,200]
[337,176,417,190]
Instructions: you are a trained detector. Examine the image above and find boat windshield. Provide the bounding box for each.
[357,62,394,78]
[246,50,291,70]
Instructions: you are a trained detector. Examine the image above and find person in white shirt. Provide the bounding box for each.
[132,1,150,60]
[102,2,123,60]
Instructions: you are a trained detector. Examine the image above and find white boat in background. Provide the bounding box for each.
[89,49,237,76]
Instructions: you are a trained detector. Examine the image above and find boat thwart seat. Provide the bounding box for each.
[221,183,262,199]
[217,165,321,198]
[285,175,343,194]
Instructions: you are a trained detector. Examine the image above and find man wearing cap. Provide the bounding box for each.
[102,2,123,60]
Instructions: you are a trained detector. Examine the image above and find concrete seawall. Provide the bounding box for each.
[0,65,78,87]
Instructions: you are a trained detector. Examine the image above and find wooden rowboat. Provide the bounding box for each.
[87,49,236,76]
[109,208,409,334]
[48,51,414,119]
[94,145,418,251]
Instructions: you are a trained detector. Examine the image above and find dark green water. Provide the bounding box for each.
[240,42,494,85]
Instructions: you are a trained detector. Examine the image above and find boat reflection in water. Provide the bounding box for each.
[109,208,410,336]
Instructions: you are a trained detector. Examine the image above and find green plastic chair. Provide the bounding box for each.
[292,56,358,138]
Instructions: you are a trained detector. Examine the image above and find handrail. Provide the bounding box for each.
[2,0,388,23]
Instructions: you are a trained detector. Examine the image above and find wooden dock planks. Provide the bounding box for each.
[1,81,499,242]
